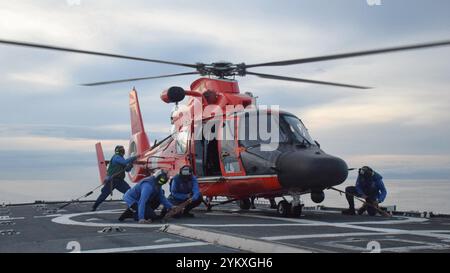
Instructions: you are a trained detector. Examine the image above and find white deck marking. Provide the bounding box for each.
[187,223,317,227]
[52,210,166,228]
[81,242,209,253]
[154,238,178,243]
[261,230,450,241]
[34,214,63,218]
[261,232,391,241]
[0,216,25,221]
[319,238,450,253]
[162,224,311,253]
[236,213,428,225]
[86,218,102,222]
[244,214,450,241]
[51,209,450,244]
[51,210,321,228]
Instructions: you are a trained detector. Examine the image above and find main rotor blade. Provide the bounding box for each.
[246,71,371,89]
[246,40,450,68]
[0,39,198,69]
[81,72,200,86]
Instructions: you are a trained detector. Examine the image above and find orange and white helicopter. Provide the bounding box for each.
[1,39,449,217]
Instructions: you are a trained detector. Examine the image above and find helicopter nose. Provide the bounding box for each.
[276,150,348,190]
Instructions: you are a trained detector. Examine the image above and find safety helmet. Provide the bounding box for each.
[115,145,125,156]
[180,165,193,177]
[153,169,169,185]
[359,166,374,179]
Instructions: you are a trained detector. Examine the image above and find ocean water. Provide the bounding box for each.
[303,179,450,214]
[1,179,449,214]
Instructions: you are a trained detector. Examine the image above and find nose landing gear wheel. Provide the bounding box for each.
[277,200,292,217]
[291,204,303,218]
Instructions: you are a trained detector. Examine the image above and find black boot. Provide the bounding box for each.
[182,211,195,218]
[118,208,135,222]
[342,208,356,215]
[357,205,367,215]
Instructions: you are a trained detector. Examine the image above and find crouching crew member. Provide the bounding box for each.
[168,165,202,218]
[119,169,174,223]
[342,166,387,216]
[92,145,138,211]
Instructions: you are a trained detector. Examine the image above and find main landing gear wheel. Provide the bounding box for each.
[239,198,251,210]
[277,200,292,217]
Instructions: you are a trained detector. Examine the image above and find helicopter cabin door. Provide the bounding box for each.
[192,120,221,177]
[218,117,245,177]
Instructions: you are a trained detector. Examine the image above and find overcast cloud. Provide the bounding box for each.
[1,0,450,197]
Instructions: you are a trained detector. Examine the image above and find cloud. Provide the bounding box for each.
[0,135,127,153]
[6,71,70,89]
[0,0,450,190]
[296,92,449,129]
[269,46,450,129]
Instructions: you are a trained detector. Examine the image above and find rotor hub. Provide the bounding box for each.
[196,62,246,78]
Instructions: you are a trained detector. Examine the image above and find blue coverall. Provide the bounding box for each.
[92,154,137,211]
[168,174,202,214]
[345,172,387,215]
[124,176,173,220]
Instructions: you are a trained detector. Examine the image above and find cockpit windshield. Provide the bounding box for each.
[281,114,315,145]
[236,110,316,149]
[238,111,288,148]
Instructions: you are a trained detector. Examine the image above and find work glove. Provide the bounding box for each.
[125,164,133,172]
[186,193,193,203]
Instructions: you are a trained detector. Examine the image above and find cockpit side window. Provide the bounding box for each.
[238,111,288,148]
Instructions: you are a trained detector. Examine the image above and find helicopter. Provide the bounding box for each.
[1,38,449,217]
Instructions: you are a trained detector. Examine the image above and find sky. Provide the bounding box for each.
[0,0,450,202]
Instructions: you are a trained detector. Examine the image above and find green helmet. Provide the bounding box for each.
[154,169,169,185]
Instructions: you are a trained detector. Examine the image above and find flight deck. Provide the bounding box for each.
[1,200,450,253]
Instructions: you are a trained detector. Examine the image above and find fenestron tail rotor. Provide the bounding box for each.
[1,38,449,88]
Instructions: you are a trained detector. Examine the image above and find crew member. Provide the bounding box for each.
[92,145,138,211]
[342,166,387,216]
[168,165,202,218]
[119,169,174,223]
